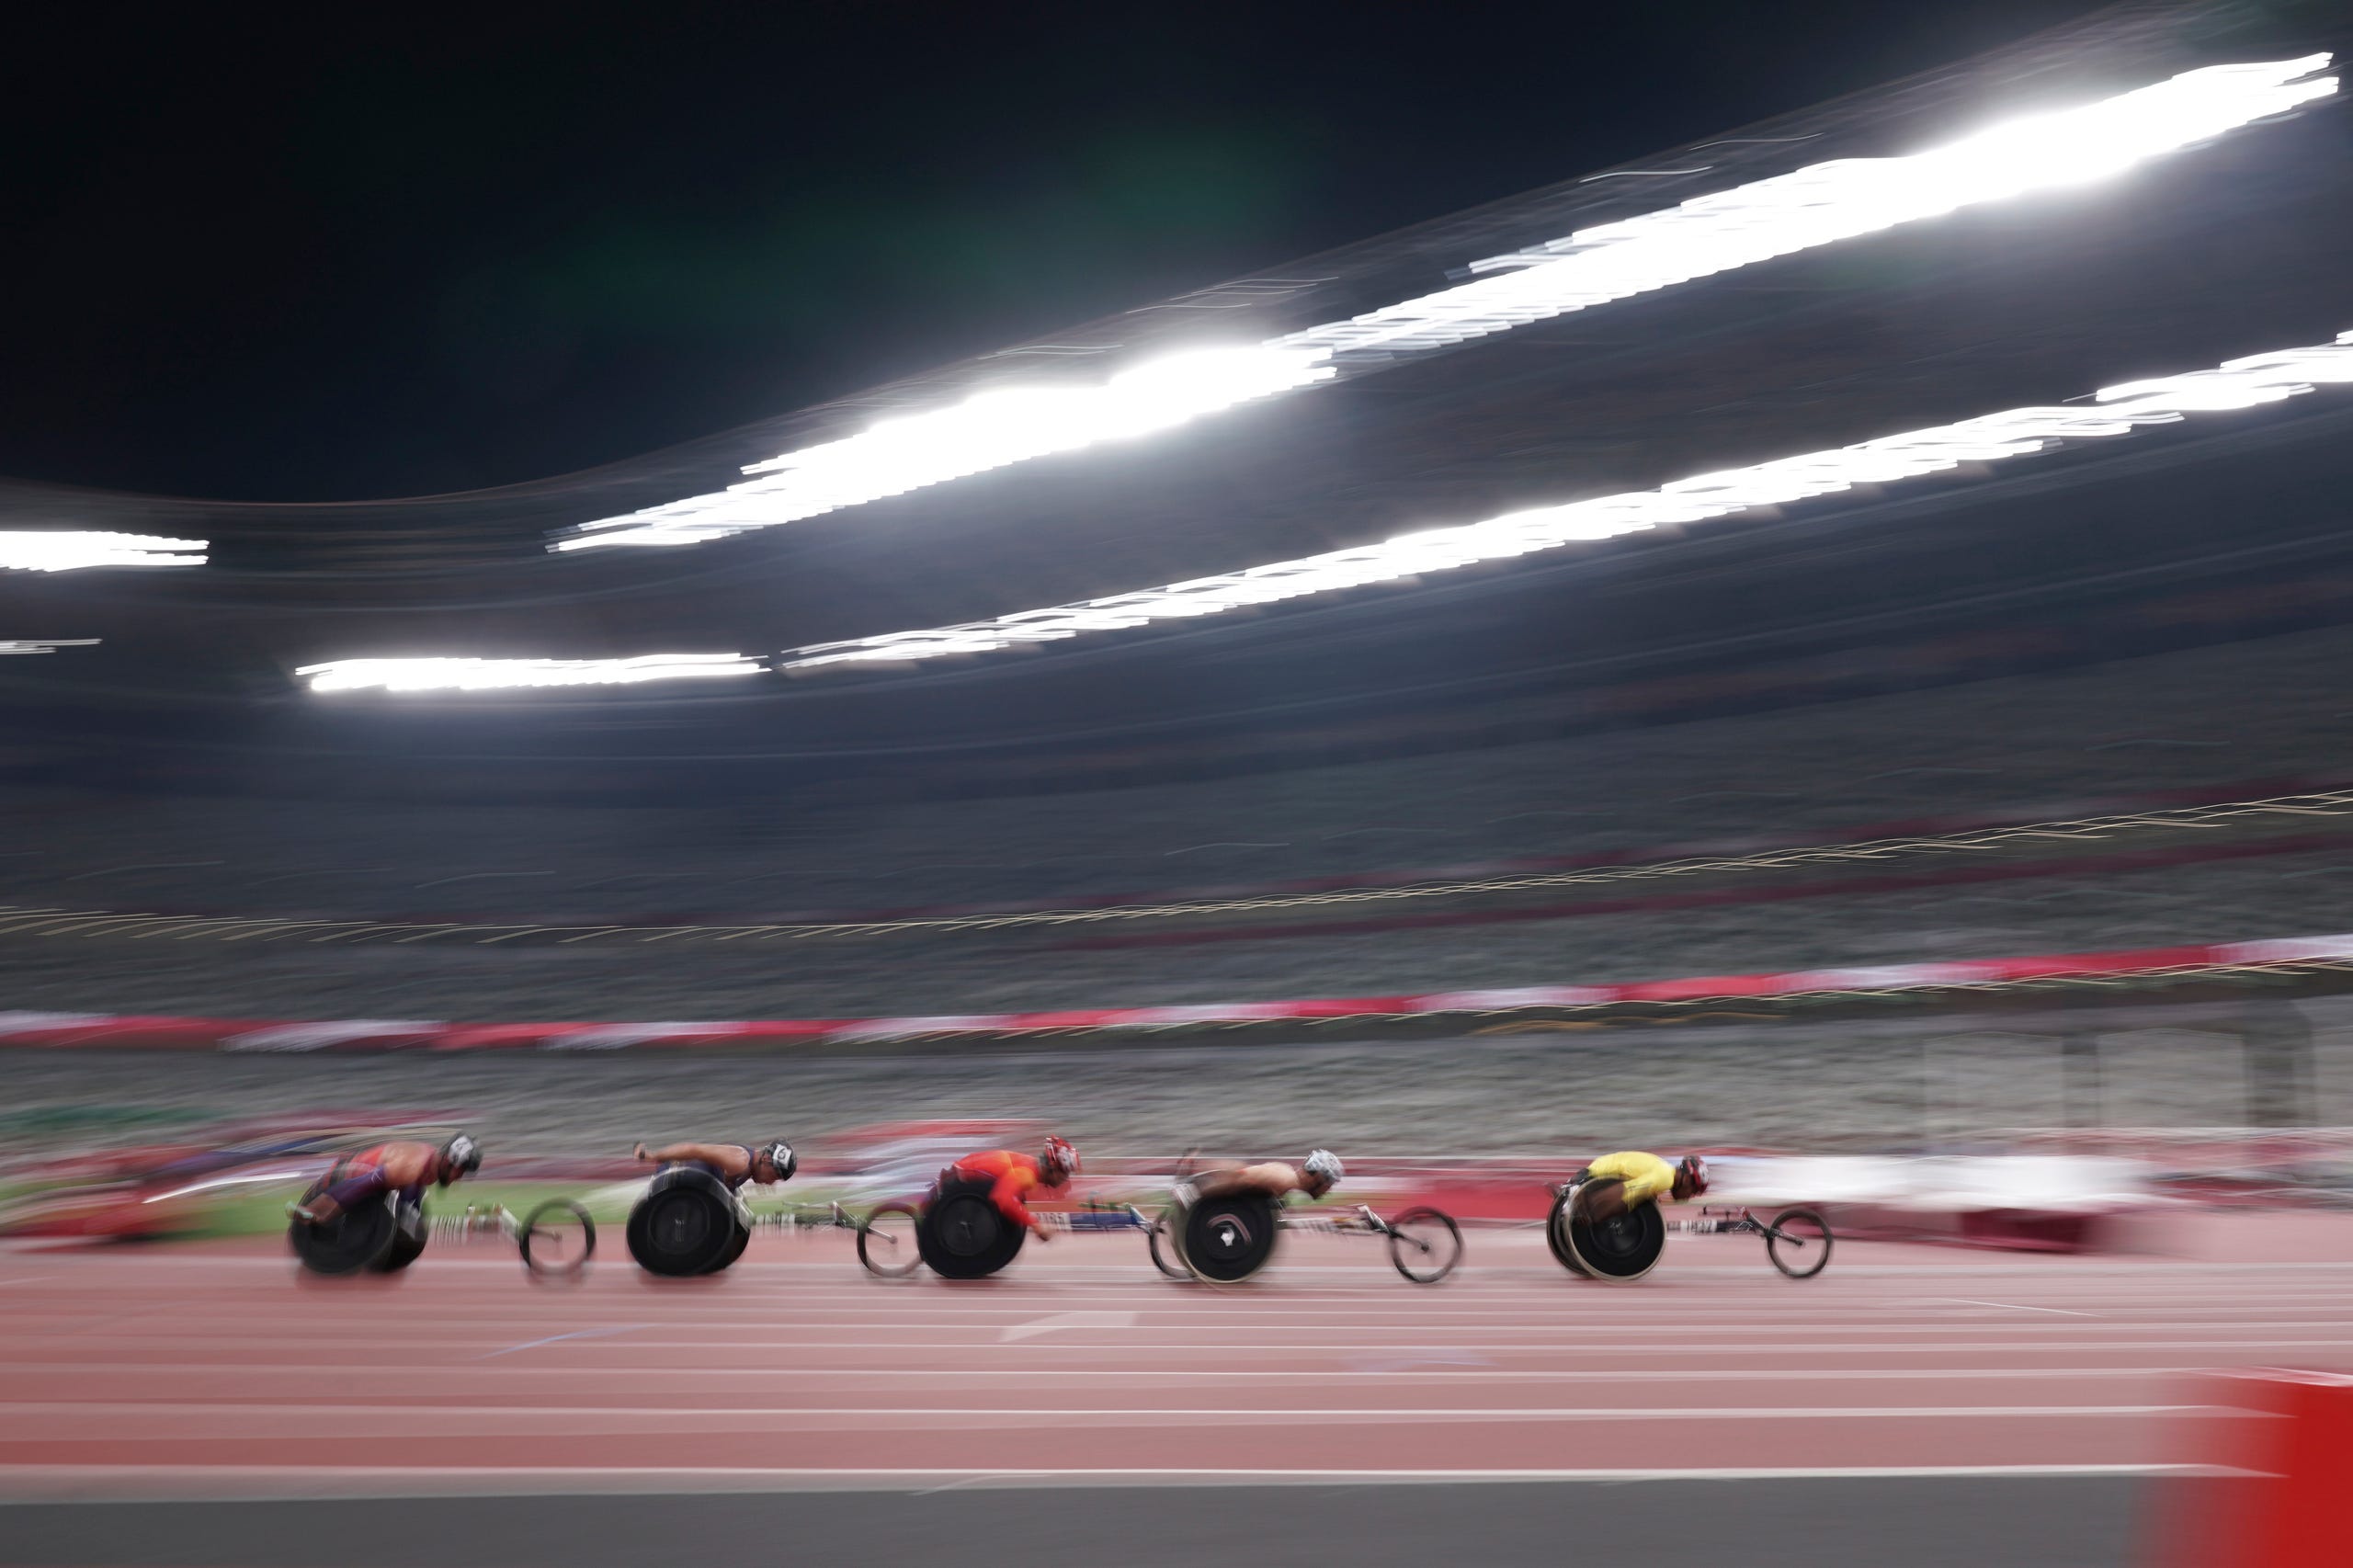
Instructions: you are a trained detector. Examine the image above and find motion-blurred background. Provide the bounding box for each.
[6,3,2353,1563]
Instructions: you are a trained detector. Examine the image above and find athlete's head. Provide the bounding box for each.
[1674,1154,1710,1200]
[1040,1136,1078,1186]
[755,1141,798,1185]
[438,1133,482,1185]
[1302,1148,1344,1198]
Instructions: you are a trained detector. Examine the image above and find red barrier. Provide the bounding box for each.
[2,929,2352,1052]
[2151,1371,2353,1568]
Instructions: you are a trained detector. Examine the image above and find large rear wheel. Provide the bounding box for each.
[1148,1203,1190,1280]
[288,1189,398,1277]
[1545,1190,1583,1275]
[370,1201,428,1273]
[1182,1194,1279,1284]
[626,1169,745,1277]
[1563,1196,1666,1282]
[918,1190,1027,1279]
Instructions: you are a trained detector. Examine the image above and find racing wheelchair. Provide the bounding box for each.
[1547,1176,1832,1282]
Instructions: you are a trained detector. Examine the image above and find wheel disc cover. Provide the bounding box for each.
[651,1194,710,1253]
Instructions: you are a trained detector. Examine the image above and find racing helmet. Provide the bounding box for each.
[1302,1149,1344,1191]
[759,1141,798,1183]
[1677,1153,1711,1197]
[1040,1135,1079,1182]
[440,1132,482,1182]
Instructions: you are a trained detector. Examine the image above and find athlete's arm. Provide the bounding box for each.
[1191,1162,1302,1199]
[1579,1153,1676,1217]
[294,1152,402,1224]
[989,1166,1045,1233]
[634,1142,747,1176]
[1619,1164,1676,1206]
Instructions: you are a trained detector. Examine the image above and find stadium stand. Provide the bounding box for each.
[6,622,2353,1019]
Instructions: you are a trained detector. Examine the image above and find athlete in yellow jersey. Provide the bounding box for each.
[1575,1151,1711,1223]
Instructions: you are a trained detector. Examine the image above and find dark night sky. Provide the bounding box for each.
[1,2,2108,503]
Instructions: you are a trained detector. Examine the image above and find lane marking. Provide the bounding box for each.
[477,1325,645,1360]
[1000,1312,1139,1343]
[0,1460,2233,1504]
[28,1327,2353,1346]
[1348,1349,1496,1372]
[0,1362,2227,1382]
[1937,1300,2103,1318]
[0,1400,2224,1421]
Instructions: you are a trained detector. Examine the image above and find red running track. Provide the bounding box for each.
[1,1217,2347,1499]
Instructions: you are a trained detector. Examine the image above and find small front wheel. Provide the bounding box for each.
[1148,1205,1189,1280]
[1386,1207,1462,1284]
[858,1202,923,1278]
[519,1199,596,1279]
[1765,1207,1833,1279]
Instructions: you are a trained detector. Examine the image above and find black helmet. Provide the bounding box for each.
[760,1141,798,1183]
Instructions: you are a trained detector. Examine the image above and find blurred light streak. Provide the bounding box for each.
[141,1168,314,1204]
[781,328,2353,669]
[557,347,1334,551]
[0,533,206,572]
[0,639,99,656]
[298,654,765,693]
[559,56,2334,554]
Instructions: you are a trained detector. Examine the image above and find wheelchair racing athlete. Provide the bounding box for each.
[939,1135,1078,1244]
[1186,1148,1344,1205]
[631,1139,797,1191]
[290,1133,483,1224]
[1571,1151,1710,1224]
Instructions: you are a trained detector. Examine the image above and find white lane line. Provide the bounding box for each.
[0,1362,2218,1382]
[477,1324,646,1359]
[1937,1299,2103,1318]
[1000,1312,1138,1343]
[0,1400,2221,1422]
[32,1327,2353,1346]
[47,1296,2353,1319]
[20,1315,2353,1346]
[0,1461,2233,1504]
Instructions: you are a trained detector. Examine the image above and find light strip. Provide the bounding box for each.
[557,347,1336,551]
[779,330,2353,668]
[558,55,2335,553]
[0,639,99,656]
[142,1167,316,1205]
[0,533,206,572]
[298,653,766,694]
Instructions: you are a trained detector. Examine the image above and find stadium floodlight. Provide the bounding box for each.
[298,653,766,694]
[556,55,2335,554]
[556,346,1336,551]
[777,328,2353,669]
[0,532,207,572]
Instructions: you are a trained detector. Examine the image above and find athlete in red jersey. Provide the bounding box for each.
[945,1136,1078,1243]
[291,1134,481,1224]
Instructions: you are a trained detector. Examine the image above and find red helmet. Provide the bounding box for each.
[1040,1136,1078,1181]
[1678,1154,1711,1196]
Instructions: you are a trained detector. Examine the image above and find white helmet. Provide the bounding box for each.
[1302,1149,1343,1188]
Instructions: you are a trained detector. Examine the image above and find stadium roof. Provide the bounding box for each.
[6,0,2352,794]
